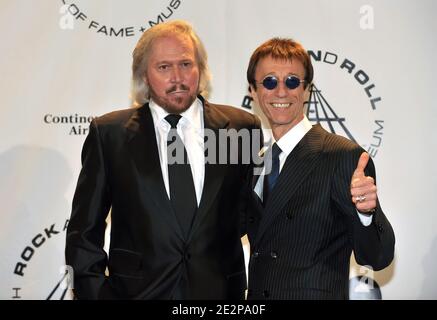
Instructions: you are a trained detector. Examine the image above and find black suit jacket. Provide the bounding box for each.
[66,97,261,299]
[246,124,395,300]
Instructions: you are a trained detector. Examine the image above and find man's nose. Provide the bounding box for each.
[275,80,288,98]
[170,67,182,83]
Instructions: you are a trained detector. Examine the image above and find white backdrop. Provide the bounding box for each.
[1,0,436,299]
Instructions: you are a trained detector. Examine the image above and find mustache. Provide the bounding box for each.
[166,84,190,94]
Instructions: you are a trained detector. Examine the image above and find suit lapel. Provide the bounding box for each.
[125,104,184,242]
[254,125,326,245]
[251,161,265,213]
[188,99,230,241]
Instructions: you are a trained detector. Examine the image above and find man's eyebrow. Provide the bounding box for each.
[154,58,193,64]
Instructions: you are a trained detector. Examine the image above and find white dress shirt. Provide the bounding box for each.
[149,98,205,206]
[254,115,372,226]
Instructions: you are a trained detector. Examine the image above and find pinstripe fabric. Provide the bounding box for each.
[246,124,395,300]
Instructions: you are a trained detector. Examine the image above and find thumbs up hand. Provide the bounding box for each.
[351,152,377,214]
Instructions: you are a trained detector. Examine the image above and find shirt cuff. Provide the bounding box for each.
[357,210,373,226]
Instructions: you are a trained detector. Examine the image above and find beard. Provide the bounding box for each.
[149,84,198,114]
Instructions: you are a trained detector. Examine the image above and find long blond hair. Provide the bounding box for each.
[131,20,211,106]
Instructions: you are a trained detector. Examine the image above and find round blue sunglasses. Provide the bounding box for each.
[258,75,305,90]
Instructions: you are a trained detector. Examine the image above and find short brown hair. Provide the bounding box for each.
[247,38,313,90]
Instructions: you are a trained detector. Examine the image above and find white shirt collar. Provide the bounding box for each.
[254,115,312,200]
[274,115,313,157]
[149,97,203,132]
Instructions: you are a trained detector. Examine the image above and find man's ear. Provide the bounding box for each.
[303,82,311,102]
[249,85,258,101]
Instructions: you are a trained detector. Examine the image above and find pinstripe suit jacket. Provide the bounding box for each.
[246,124,395,300]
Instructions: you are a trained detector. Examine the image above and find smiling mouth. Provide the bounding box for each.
[271,103,291,108]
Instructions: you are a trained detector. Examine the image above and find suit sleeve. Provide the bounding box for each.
[239,114,263,237]
[65,120,117,299]
[331,147,395,271]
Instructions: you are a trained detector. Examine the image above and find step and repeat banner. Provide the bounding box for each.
[1,0,436,299]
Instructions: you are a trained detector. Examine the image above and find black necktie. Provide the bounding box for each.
[263,143,282,205]
[165,114,197,237]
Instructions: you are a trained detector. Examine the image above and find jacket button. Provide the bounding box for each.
[252,251,259,258]
[249,216,255,223]
[377,223,384,232]
[263,290,270,298]
[183,252,191,261]
[270,251,278,259]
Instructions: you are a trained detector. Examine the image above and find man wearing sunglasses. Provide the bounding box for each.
[245,38,395,300]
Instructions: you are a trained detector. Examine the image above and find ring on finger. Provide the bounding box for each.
[356,195,366,202]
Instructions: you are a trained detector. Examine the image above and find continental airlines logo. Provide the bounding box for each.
[59,0,183,37]
[43,113,94,135]
[242,50,385,158]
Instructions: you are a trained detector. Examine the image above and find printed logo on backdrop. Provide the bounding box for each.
[11,219,73,300]
[242,50,384,158]
[349,276,382,300]
[59,0,183,37]
[44,113,94,135]
[349,266,382,300]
